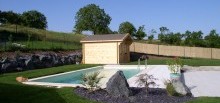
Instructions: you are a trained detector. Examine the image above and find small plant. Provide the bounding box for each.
[81,71,104,92]
[167,57,183,74]
[164,80,182,96]
[136,73,157,95]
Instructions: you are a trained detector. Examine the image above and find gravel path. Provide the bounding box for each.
[74,87,194,103]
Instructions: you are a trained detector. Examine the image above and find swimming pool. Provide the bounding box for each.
[29,66,140,85]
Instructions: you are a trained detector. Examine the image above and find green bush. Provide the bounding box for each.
[166,82,182,96]
[81,71,104,92]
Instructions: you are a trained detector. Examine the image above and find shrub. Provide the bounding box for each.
[81,71,104,92]
[136,73,157,95]
[7,43,27,51]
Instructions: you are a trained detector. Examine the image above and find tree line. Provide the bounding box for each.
[0,10,47,29]
[74,4,220,48]
[157,27,220,48]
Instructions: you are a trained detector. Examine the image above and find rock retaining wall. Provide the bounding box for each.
[0,52,82,73]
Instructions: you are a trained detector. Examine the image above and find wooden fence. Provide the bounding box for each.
[130,42,220,59]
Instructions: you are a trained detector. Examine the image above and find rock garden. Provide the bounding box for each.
[74,58,195,103]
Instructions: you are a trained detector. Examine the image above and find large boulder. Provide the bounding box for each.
[40,54,54,68]
[53,55,63,66]
[16,57,27,70]
[172,79,191,96]
[61,56,69,65]
[1,60,18,73]
[25,54,43,69]
[1,57,10,63]
[106,71,132,97]
[25,58,34,70]
[68,56,75,64]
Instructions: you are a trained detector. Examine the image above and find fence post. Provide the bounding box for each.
[184,46,185,58]
[158,44,159,55]
[211,48,212,59]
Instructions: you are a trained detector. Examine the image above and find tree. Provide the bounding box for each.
[184,30,205,47]
[148,29,156,43]
[158,26,169,43]
[148,35,154,43]
[0,11,22,25]
[118,21,136,36]
[22,10,47,29]
[74,4,111,34]
[134,25,146,40]
[159,26,169,34]
[111,31,119,34]
[164,32,182,45]
[205,30,220,48]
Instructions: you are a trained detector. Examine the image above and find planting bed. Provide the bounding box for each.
[74,87,194,103]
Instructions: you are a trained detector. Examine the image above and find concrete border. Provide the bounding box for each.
[23,65,144,88]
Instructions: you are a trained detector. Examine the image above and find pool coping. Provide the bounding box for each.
[27,66,103,81]
[23,66,103,88]
[23,65,157,88]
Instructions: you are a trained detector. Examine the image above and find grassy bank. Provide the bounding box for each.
[0,24,84,51]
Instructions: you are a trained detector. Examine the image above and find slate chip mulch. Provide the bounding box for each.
[74,87,195,103]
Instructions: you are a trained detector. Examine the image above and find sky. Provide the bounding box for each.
[0,0,220,35]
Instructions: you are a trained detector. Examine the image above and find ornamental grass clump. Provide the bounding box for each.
[81,71,104,92]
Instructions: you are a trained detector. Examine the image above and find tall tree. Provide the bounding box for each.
[22,10,47,29]
[148,29,156,43]
[0,11,22,25]
[158,27,169,43]
[134,25,146,40]
[184,30,204,47]
[74,4,111,34]
[159,26,169,34]
[118,21,136,36]
[205,30,220,48]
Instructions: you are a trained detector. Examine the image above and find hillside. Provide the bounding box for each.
[0,24,84,51]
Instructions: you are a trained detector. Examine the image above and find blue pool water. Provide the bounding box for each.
[32,67,140,84]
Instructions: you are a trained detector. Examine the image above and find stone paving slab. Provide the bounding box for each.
[128,65,171,88]
[183,71,220,97]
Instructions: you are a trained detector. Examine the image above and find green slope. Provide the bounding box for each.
[0,24,84,51]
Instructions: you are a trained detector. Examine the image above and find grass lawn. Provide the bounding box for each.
[124,58,220,66]
[0,64,99,103]
[0,62,220,103]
